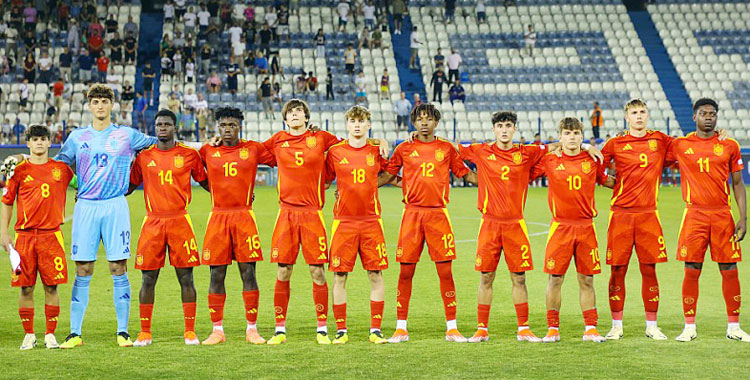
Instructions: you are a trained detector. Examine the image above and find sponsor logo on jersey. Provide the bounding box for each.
[555,164,565,171]
[187,255,198,263]
[52,167,62,181]
[623,144,633,151]
[684,148,694,155]
[212,151,221,158]
[520,260,530,268]
[435,149,445,162]
[147,160,156,167]
[410,150,419,158]
[317,253,327,260]
[54,272,65,280]
[512,152,522,164]
[174,155,184,168]
[366,153,375,167]
[610,295,621,301]
[339,157,349,165]
[306,136,317,149]
[80,143,90,150]
[581,160,592,174]
[649,139,658,151]
[281,141,290,148]
[649,296,660,302]
[487,154,496,161]
[23,175,34,183]
[239,148,249,160]
[713,144,724,156]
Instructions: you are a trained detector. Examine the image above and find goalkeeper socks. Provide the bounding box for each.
[70,275,91,335]
[182,302,196,332]
[682,267,701,324]
[45,305,59,334]
[19,307,34,334]
[312,282,329,330]
[608,265,627,322]
[396,264,416,321]
[207,293,226,328]
[514,303,529,328]
[477,303,490,330]
[720,268,741,324]
[640,263,659,322]
[333,303,347,331]
[436,261,457,321]
[112,273,131,333]
[242,290,259,326]
[274,279,290,329]
[139,303,154,333]
[370,300,384,331]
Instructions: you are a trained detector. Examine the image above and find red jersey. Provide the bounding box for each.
[325,141,389,219]
[600,130,673,210]
[263,130,340,209]
[2,159,73,231]
[532,152,608,220]
[666,133,743,208]
[459,143,546,218]
[199,140,276,210]
[386,138,470,207]
[130,143,207,215]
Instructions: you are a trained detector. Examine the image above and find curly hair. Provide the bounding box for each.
[215,106,244,122]
[87,83,114,101]
[344,105,371,121]
[410,102,441,124]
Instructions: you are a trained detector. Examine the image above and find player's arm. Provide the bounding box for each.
[455,143,478,185]
[198,179,209,191]
[377,172,401,187]
[462,170,478,185]
[129,128,158,151]
[126,156,143,196]
[732,169,747,242]
[0,203,13,252]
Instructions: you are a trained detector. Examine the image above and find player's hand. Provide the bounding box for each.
[307,124,321,133]
[334,189,339,199]
[1,156,19,179]
[615,130,626,138]
[717,128,729,141]
[734,219,746,242]
[550,144,563,157]
[408,131,417,143]
[585,145,604,163]
[1,233,10,252]
[378,138,390,157]
[207,135,222,147]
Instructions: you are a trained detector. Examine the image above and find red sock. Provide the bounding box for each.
[640,263,659,321]
[312,282,329,328]
[44,305,59,334]
[370,300,384,330]
[609,265,627,320]
[274,279,290,327]
[547,309,560,328]
[333,303,347,331]
[436,261,457,321]
[19,307,34,334]
[583,308,598,327]
[682,267,701,324]
[182,302,196,332]
[396,264,416,321]
[477,303,491,329]
[514,303,529,327]
[242,290,259,325]
[207,293,226,326]
[139,303,154,333]
[721,269,741,323]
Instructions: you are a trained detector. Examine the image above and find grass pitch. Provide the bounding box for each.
[0,185,749,379]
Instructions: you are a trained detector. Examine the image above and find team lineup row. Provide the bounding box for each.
[0,84,746,350]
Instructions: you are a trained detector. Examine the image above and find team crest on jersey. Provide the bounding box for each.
[136,255,143,266]
[366,153,375,167]
[581,160,592,174]
[272,247,279,259]
[606,248,612,261]
[306,136,317,149]
[546,259,555,270]
[52,167,62,181]
[513,152,522,164]
[332,256,341,267]
[475,256,482,267]
[396,247,403,258]
[174,155,184,168]
[435,149,445,162]
[713,144,724,156]
[239,148,249,160]
[202,250,211,261]
[649,139,658,151]
[680,245,687,258]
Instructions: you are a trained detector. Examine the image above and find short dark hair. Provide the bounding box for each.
[410,103,441,124]
[25,124,51,140]
[492,111,517,126]
[215,106,244,122]
[693,98,719,113]
[154,109,177,126]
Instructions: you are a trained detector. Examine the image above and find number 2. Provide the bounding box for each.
[500,165,510,180]
[521,245,530,259]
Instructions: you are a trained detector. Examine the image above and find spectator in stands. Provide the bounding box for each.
[160,34,173,56]
[289,0,301,17]
[392,0,405,34]
[88,30,104,58]
[161,52,173,82]
[180,108,196,140]
[124,16,138,38]
[259,77,274,120]
[444,0,456,24]
[53,79,64,120]
[232,39,245,70]
[277,5,290,42]
[39,31,51,49]
[1,119,11,143]
[37,51,53,84]
[121,80,135,112]
[220,3,233,26]
[434,48,445,68]
[307,72,318,92]
[270,51,284,84]
[172,49,183,81]
[296,71,307,94]
[243,4,255,24]
[476,0,487,23]
[446,49,462,84]
[273,82,283,106]
[88,17,104,40]
[449,79,465,104]
[106,67,120,98]
[314,28,326,59]
[5,24,19,60]
[109,32,123,64]
[198,5,211,34]
[184,6,197,37]
[430,66,446,103]
[380,69,389,100]
[1,55,12,78]
[45,93,57,123]
[175,0,187,21]
[258,23,273,56]
[206,71,222,94]
[254,51,269,76]
[413,93,422,109]
[326,68,334,100]
[184,39,196,61]
[590,101,603,139]
[208,0,220,25]
[142,61,156,105]
[23,30,37,56]
[265,6,278,38]
[10,5,23,33]
[227,57,240,94]
[23,52,36,83]
[167,92,181,114]
[355,70,367,104]
[194,93,208,139]
[135,91,148,132]
[78,49,93,83]
[19,79,30,112]
[409,26,422,69]
[105,14,118,40]
[345,44,357,75]
[57,2,70,30]
[337,0,351,33]
[185,57,196,83]
[97,54,110,84]
[23,4,37,32]
[358,26,371,50]
[393,92,411,131]
[183,88,198,110]
[200,44,212,75]
[523,24,537,57]
[124,31,138,64]
[164,0,175,23]
[174,31,186,50]
[371,26,383,49]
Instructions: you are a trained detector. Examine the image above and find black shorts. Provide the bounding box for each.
[394,14,403,22]
[144,79,153,89]
[20,98,28,107]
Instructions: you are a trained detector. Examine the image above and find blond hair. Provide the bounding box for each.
[558,117,584,133]
[87,83,115,101]
[344,105,371,121]
[281,98,311,126]
[624,98,648,113]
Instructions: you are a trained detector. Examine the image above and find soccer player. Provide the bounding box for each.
[1,125,74,350]
[199,107,276,345]
[531,117,613,343]
[381,103,475,343]
[127,109,209,346]
[324,105,398,344]
[667,98,748,342]
[56,84,157,348]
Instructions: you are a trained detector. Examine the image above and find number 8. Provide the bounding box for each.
[53,257,64,271]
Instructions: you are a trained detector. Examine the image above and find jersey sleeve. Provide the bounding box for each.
[324,151,337,183]
[661,134,678,166]
[129,128,158,151]
[62,165,74,186]
[457,144,477,162]
[385,144,404,175]
[190,151,208,182]
[378,154,389,174]
[262,134,276,155]
[526,144,548,165]
[449,145,470,177]
[1,167,20,205]
[596,161,609,185]
[530,156,548,180]
[255,141,277,167]
[129,154,143,186]
[729,141,744,173]
[322,131,343,150]
[665,138,678,165]
[600,139,615,168]
[54,134,77,165]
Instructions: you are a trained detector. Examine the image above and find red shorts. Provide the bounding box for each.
[606,209,668,266]
[544,220,601,276]
[135,214,201,270]
[329,218,388,272]
[396,207,456,263]
[677,207,742,263]
[270,207,328,265]
[202,209,263,266]
[475,216,532,272]
[11,229,67,287]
